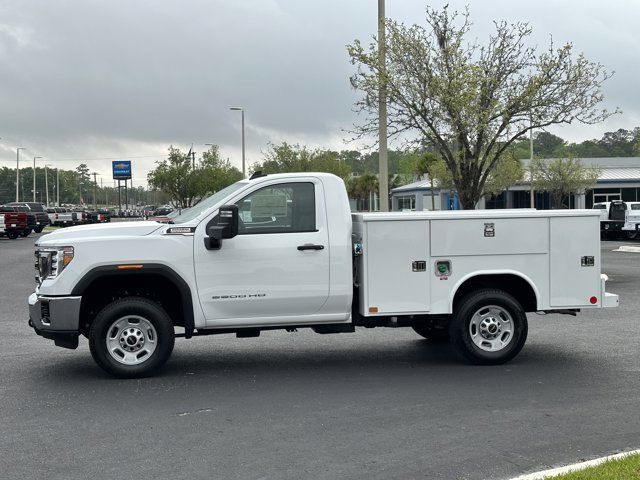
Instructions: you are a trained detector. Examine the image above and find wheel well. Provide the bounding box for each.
[452,274,538,312]
[77,272,191,336]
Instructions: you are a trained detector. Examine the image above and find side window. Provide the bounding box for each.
[235,182,316,235]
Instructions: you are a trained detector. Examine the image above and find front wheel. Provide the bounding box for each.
[21,228,31,237]
[89,297,175,378]
[34,226,44,233]
[625,230,637,240]
[449,289,528,365]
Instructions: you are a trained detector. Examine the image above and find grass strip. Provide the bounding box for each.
[544,453,640,479]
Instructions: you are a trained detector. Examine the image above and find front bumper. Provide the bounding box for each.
[28,293,82,349]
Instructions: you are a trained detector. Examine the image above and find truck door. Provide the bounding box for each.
[194,179,330,325]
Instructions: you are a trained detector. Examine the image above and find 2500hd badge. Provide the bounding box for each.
[212,293,266,300]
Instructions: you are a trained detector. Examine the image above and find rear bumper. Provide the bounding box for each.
[28,293,81,349]
[601,274,619,308]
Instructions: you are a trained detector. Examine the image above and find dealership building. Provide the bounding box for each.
[391,157,640,211]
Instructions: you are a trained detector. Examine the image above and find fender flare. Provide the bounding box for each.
[448,269,541,312]
[71,263,195,338]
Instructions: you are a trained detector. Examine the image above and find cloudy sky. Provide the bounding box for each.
[0,0,639,185]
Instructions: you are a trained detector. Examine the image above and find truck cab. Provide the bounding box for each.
[28,173,618,378]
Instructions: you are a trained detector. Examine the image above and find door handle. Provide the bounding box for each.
[297,244,324,251]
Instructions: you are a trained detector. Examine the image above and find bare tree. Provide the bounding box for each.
[348,5,617,209]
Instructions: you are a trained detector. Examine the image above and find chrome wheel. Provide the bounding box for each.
[106,315,157,365]
[469,305,514,352]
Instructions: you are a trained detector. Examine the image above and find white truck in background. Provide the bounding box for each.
[622,202,640,239]
[595,200,640,239]
[46,207,75,227]
[29,172,618,377]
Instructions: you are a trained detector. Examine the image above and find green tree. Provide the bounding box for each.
[347,172,379,211]
[76,163,90,204]
[413,152,441,210]
[482,153,524,197]
[530,156,600,208]
[348,5,616,209]
[252,142,351,179]
[147,146,242,208]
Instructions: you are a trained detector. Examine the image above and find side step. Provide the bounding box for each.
[312,324,355,334]
[236,328,260,338]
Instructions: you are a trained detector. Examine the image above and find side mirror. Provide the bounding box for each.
[204,204,239,250]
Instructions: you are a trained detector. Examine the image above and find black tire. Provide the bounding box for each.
[89,297,175,378]
[449,289,528,365]
[625,230,637,240]
[20,228,31,237]
[6,231,19,240]
[412,324,450,343]
[34,226,44,233]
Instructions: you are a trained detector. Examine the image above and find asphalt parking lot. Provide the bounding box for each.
[1,234,639,480]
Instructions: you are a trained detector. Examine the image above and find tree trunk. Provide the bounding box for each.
[429,178,435,210]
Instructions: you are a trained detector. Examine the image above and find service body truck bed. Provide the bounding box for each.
[353,210,615,319]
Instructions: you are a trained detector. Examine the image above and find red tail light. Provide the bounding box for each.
[590,296,598,304]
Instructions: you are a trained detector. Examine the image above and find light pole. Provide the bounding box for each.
[33,156,42,202]
[230,107,245,177]
[56,168,60,206]
[16,147,25,202]
[44,164,52,207]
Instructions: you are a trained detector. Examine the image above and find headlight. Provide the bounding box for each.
[35,246,74,285]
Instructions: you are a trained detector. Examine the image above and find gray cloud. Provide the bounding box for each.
[0,0,638,183]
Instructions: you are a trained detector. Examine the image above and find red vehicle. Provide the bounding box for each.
[0,206,28,240]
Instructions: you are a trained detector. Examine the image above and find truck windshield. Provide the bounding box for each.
[170,181,248,224]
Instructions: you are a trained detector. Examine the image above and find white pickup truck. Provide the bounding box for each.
[46,207,75,227]
[28,172,619,377]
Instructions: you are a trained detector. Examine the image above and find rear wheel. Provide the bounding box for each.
[6,231,19,240]
[625,230,637,240]
[450,289,528,365]
[89,297,175,378]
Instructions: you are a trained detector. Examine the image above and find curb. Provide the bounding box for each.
[612,245,640,253]
[509,449,640,479]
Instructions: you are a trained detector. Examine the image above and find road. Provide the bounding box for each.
[1,234,638,480]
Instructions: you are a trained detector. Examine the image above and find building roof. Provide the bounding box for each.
[391,177,441,193]
[392,157,640,194]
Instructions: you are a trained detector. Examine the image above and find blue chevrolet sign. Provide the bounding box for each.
[112,160,132,180]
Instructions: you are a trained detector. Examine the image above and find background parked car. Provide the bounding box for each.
[7,202,50,234]
[46,207,75,227]
[0,206,28,239]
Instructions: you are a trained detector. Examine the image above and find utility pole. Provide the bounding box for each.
[16,147,25,202]
[378,0,389,212]
[33,156,42,202]
[92,172,98,209]
[230,107,246,177]
[56,168,60,206]
[44,164,51,207]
